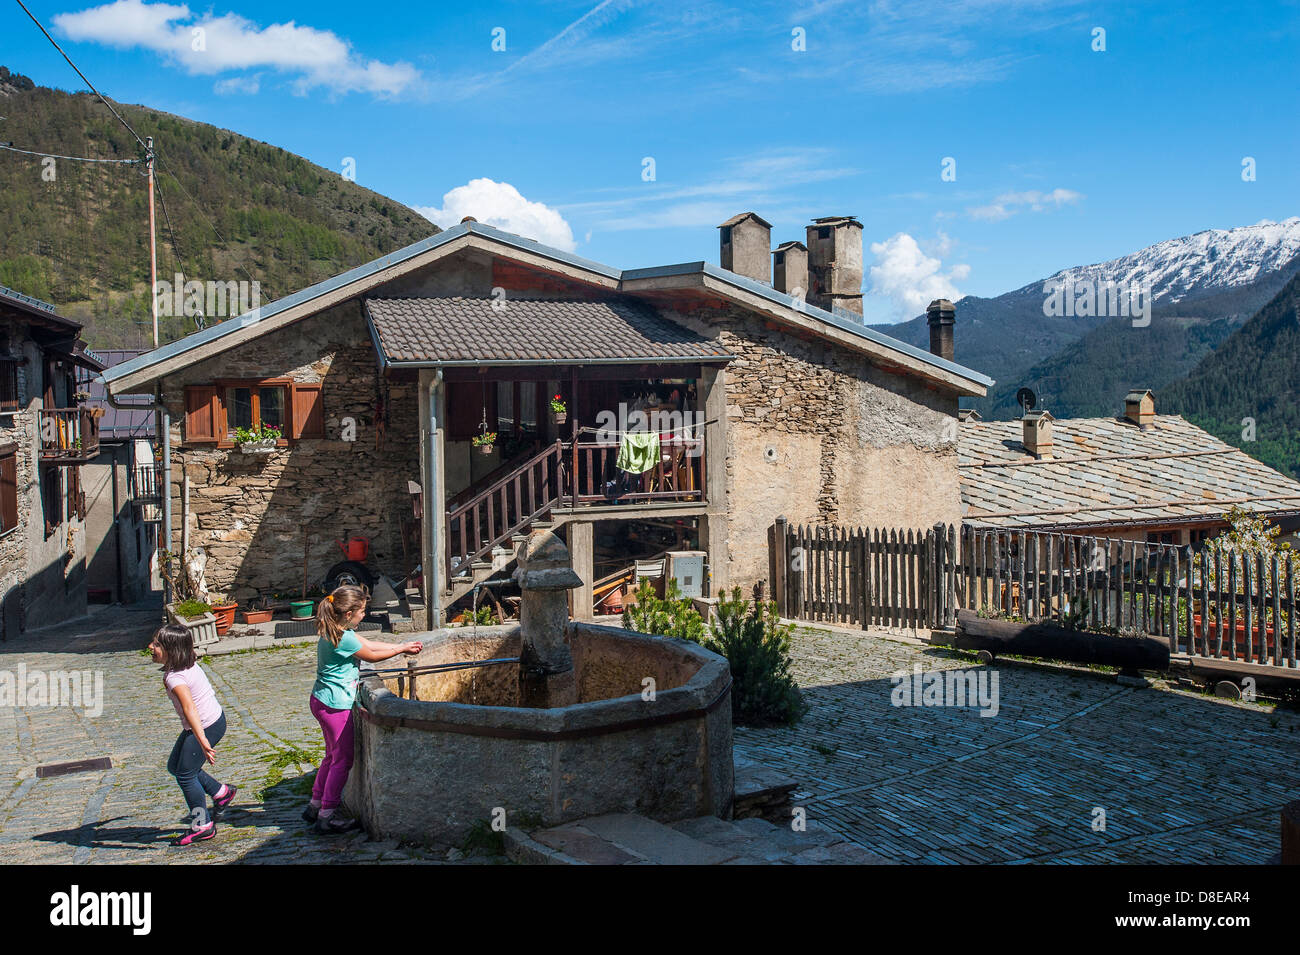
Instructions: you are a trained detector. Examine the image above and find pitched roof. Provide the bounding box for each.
[959,414,1300,528]
[101,221,992,396]
[78,350,154,440]
[367,297,733,365]
[719,212,772,229]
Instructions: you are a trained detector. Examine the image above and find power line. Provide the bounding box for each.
[0,142,141,164]
[13,0,148,152]
[154,150,258,291]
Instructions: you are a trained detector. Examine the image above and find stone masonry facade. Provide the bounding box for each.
[161,303,419,603]
[664,302,964,592]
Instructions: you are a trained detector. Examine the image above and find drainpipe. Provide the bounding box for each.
[428,368,443,629]
[103,385,171,603]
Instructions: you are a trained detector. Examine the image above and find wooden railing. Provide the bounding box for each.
[131,464,163,503]
[446,441,563,580]
[567,436,704,506]
[39,407,99,462]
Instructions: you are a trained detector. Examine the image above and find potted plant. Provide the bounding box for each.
[550,394,567,426]
[472,431,497,456]
[240,602,274,625]
[290,599,316,619]
[208,594,239,635]
[234,424,282,454]
[166,599,219,647]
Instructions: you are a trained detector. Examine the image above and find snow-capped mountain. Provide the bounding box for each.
[1042,217,1300,304]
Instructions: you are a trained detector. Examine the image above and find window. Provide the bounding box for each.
[42,465,62,537]
[66,466,85,521]
[0,361,18,413]
[184,380,324,446]
[0,446,16,533]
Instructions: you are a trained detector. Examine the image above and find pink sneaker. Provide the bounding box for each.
[172,822,216,847]
[213,784,238,814]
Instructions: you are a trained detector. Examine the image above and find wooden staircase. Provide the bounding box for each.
[444,441,567,603]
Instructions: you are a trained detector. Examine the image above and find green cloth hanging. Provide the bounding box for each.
[616,431,660,474]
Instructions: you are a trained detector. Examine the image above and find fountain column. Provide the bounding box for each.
[513,529,582,708]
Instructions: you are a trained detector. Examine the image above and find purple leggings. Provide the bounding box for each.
[309,695,355,811]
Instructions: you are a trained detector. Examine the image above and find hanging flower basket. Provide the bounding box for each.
[472,431,497,456]
[550,394,567,425]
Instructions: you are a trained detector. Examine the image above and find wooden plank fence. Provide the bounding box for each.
[769,517,1298,670]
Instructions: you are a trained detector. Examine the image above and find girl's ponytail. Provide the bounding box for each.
[316,585,369,646]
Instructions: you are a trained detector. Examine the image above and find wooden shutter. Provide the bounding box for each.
[66,466,85,521]
[184,385,219,443]
[291,383,325,439]
[42,466,61,537]
[0,449,16,533]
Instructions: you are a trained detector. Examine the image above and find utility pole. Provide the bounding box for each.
[146,135,158,349]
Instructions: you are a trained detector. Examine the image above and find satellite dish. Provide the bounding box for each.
[1016,388,1037,414]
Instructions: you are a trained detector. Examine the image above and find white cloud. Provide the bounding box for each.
[53,0,421,98]
[867,232,969,320]
[968,188,1083,221]
[414,179,577,252]
[213,74,259,95]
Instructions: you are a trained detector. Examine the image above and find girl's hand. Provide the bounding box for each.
[201,740,217,765]
[404,641,423,655]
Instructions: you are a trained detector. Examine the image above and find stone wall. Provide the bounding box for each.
[161,302,419,603]
[662,303,963,593]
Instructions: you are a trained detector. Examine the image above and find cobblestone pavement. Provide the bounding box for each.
[734,626,1300,864]
[3,608,1297,864]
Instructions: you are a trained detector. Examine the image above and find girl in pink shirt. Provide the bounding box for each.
[149,625,237,846]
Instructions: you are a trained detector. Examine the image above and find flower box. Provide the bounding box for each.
[237,437,278,454]
[240,608,273,624]
[166,602,219,648]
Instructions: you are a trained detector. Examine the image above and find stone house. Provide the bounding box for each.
[101,216,991,625]
[78,350,160,605]
[959,390,1300,547]
[0,285,104,637]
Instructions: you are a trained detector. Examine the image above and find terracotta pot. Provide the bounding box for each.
[240,608,273,624]
[1190,614,1276,654]
[211,603,238,635]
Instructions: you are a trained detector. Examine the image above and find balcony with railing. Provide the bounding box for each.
[131,464,164,505]
[39,407,100,463]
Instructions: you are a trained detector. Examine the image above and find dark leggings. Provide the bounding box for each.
[167,711,227,826]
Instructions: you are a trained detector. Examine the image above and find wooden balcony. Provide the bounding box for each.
[39,407,100,463]
[131,464,164,505]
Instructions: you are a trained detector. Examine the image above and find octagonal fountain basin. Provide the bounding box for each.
[344,622,734,847]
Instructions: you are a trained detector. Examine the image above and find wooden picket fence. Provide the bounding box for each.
[768,518,958,629]
[768,518,1299,670]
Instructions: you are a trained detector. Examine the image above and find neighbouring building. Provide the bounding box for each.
[100,217,991,625]
[959,389,1300,546]
[78,350,160,605]
[0,285,104,637]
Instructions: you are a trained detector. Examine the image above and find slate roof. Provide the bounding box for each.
[959,414,1300,528]
[366,296,734,365]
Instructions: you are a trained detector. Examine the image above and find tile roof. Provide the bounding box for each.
[101,222,992,394]
[366,296,734,365]
[959,414,1300,528]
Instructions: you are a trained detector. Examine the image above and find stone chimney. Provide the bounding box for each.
[1124,389,1155,429]
[1022,409,1054,460]
[805,216,863,315]
[926,299,956,362]
[772,241,808,297]
[719,212,772,284]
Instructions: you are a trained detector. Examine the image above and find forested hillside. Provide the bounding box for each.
[1163,271,1300,480]
[0,66,436,347]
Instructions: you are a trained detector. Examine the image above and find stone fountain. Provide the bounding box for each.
[344,529,734,847]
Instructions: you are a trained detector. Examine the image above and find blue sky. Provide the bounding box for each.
[3,0,1298,322]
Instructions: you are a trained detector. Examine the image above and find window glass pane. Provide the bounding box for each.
[227,387,253,431]
[258,387,285,430]
[497,381,513,433]
[519,384,537,433]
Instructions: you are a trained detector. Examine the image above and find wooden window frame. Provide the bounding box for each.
[0,361,18,414]
[0,444,17,535]
[214,378,293,449]
[184,379,325,447]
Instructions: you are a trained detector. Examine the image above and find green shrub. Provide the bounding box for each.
[174,599,212,619]
[621,579,705,642]
[703,586,807,728]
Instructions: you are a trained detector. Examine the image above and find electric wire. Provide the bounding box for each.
[0,142,140,164]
